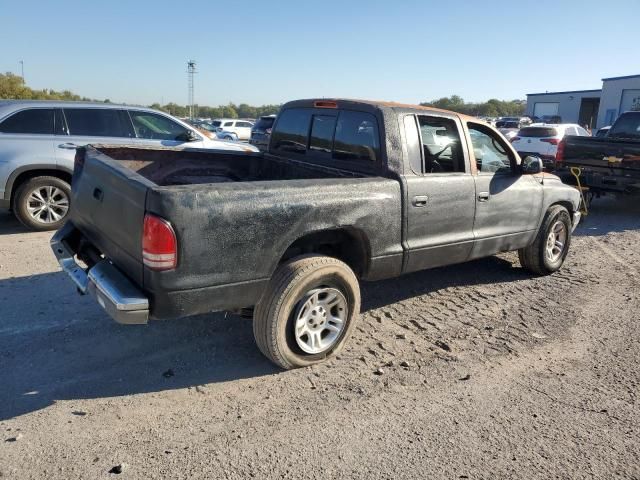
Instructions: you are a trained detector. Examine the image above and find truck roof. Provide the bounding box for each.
[281,98,481,124]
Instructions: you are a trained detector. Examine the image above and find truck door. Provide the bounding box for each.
[404,114,476,273]
[465,122,543,259]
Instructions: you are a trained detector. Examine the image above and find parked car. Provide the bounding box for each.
[511,123,591,170]
[556,111,640,194]
[250,115,277,150]
[210,119,254,141]
[0,101,257,230]
[52,98,581,369]
[497,121,523,140]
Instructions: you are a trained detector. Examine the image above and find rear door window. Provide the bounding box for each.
[333,110,379,162]
[0,108,54,134]
[271,108,312,153]
[417,115,465,173]
[64,108,130,137]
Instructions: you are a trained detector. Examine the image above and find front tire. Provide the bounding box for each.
[519,205,572,275]
[13,176,71,231]
[253,255,361,369]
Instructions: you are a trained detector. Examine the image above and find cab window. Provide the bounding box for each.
[416,115,465,173]
[467,123,513,174]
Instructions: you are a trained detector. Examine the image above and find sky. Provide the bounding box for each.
[0,0,637,107]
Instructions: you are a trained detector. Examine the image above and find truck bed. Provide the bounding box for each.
[94,145,363,186]
[68,145,402,319]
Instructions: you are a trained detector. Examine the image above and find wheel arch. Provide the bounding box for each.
[276,227,371,278]
[6,165,73,207]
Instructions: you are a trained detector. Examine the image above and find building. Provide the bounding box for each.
[525,74,640,129]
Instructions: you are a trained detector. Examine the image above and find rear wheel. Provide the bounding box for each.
[253,255,360,369]
[518,205,572,275]
[13,176,71,231]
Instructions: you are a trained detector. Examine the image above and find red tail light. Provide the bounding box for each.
[143,214,177,271]
[510,136,521,142]
[541,138,560,145]
[555,139,566,167]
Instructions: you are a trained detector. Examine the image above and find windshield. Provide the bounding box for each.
[254,117,275,130]
[518,127,558,137]
[609,112,640,138]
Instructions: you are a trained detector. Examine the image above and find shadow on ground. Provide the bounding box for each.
[0,210,30,235]
[1,255,527,421]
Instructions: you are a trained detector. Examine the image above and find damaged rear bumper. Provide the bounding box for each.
[50,224,149,325]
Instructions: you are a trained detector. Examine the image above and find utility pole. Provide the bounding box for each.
[187,60,197,120]
[19,60,24,84]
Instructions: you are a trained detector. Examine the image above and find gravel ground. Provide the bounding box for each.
[1,198,639,479]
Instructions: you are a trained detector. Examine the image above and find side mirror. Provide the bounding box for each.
[176,130,200,142]
[521,155,543,174]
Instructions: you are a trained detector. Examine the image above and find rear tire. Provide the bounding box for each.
[253,255,361,369]
[13,176,71,231]
[518,205,572,275]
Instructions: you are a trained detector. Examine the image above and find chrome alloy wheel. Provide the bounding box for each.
[546,220,567,262]
[26,186,69,224]
[294,287,348,354]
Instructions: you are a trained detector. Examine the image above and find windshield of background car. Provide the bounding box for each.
[254,117,275,130]
[518,127,558,137]
[609,113,640,138]
[211,121,222,127]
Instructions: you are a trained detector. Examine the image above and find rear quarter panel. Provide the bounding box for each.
[143,177,403,294]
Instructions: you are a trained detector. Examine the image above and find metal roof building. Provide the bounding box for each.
[526,74,640,129]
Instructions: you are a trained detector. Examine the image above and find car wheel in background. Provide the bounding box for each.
[13,176,71,231]
[253,255,361,369]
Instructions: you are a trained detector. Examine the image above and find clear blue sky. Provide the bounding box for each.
[0,0,637,106]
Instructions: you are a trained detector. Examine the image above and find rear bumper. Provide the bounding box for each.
[51,224,149,325]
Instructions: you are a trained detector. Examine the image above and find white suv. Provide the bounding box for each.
[511,123,590,169]
[211,119,254,141]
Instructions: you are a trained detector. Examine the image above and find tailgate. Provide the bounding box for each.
[563,136,640,173]
[70,146,154,285]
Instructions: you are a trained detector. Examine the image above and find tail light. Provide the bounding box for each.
[143,214,177,271]
[265,128,272,134]
[555,139,566,167]
[541,138,560,145]
[510,136,521,142]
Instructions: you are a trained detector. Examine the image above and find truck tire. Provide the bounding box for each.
[13,176,71,231]
[518,205,572,275]
[253,255,361,369]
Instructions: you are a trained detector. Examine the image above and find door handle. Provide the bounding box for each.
[412,195,429,207]
[58,142,78,150]
[478,192,490,202]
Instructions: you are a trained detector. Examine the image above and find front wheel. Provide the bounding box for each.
[253,255,361,369]
[518,205,572,275]
[13,176,71,231]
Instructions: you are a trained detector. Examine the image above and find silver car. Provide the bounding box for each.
[0,101,258,231]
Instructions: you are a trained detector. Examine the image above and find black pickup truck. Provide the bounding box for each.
[557,111,640,193]
[52,99,581,369]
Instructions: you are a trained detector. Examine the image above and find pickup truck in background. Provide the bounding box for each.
[52,99,581,369]
[556,111,640,194]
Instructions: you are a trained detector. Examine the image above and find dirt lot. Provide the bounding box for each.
[1,198,639,479]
